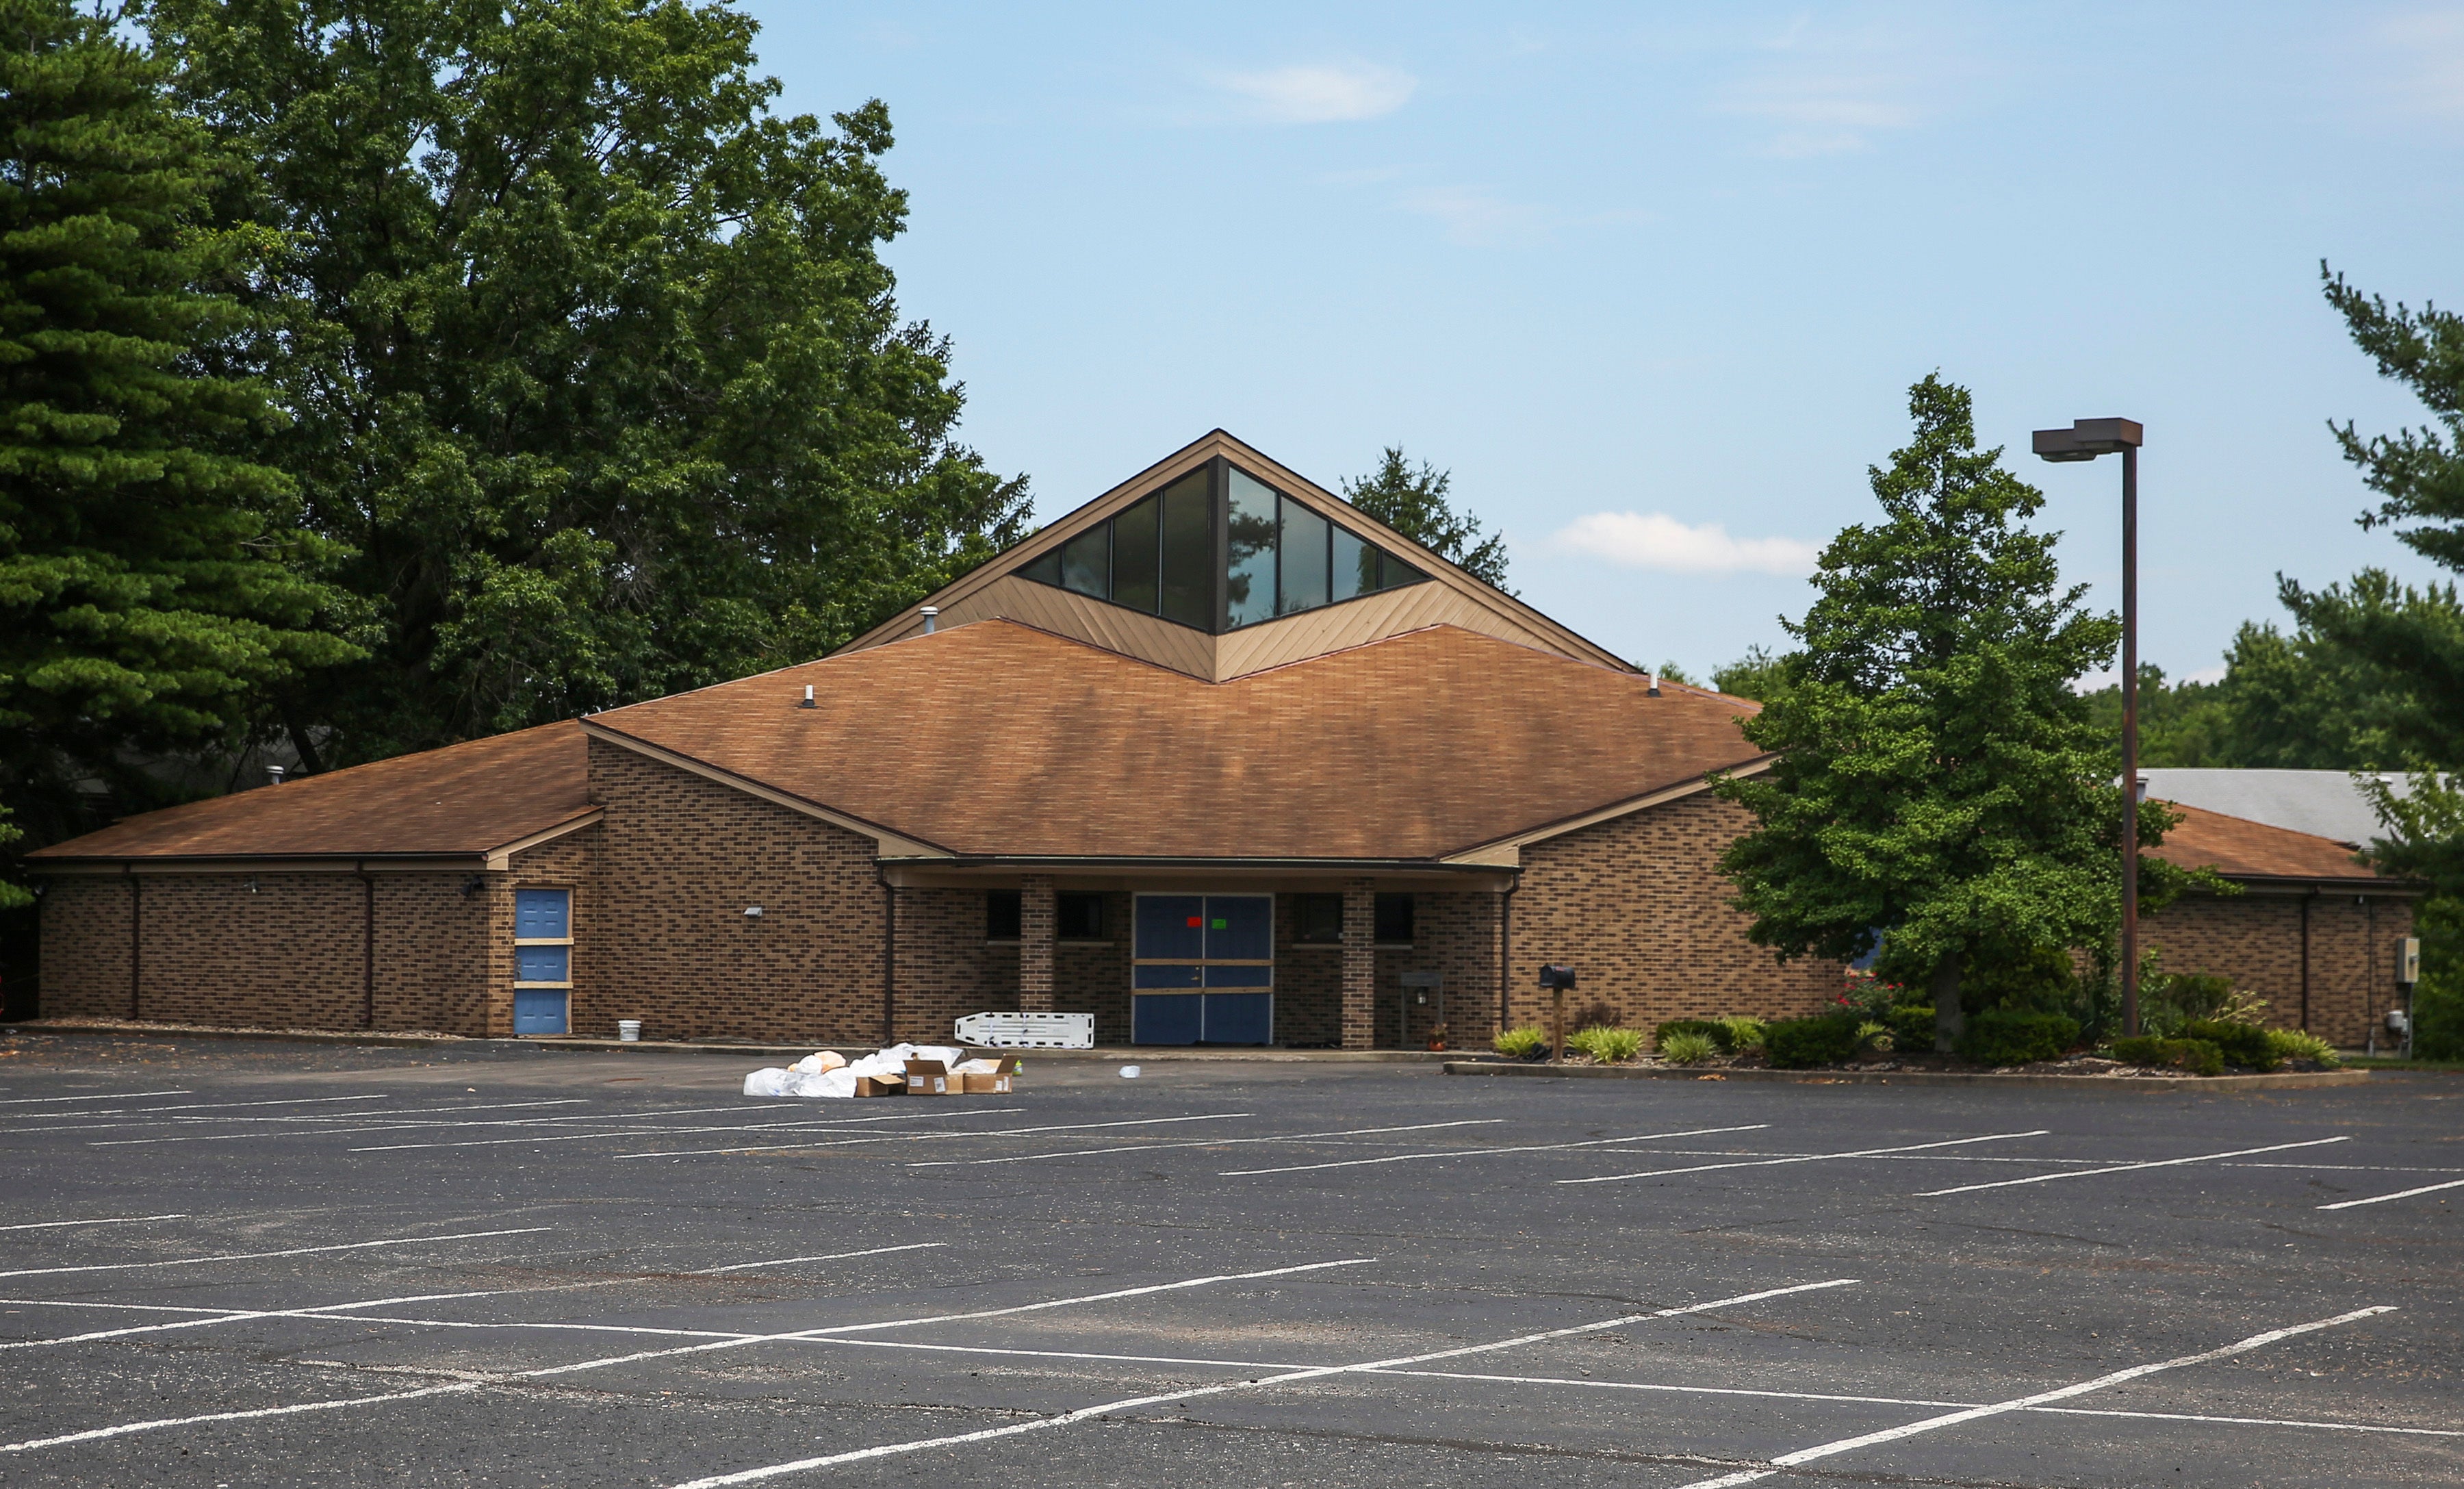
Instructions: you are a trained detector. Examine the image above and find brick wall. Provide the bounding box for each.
[37,876,133,1019]
[1511,791,1843,1032]
[2141,889,2415,1047]
[583,739,886,1044]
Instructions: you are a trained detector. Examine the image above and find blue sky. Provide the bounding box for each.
[740,2,2464,682]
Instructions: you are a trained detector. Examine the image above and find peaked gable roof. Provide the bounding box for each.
[29,722,596,864]
[2150,800,2409,886]
[836,430,1634,683]
[589,619,1757,863]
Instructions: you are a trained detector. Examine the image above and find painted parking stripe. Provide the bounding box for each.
[1916,1136,2352,1197]
[0,1382,482,1453]
[1224,1123,1772,1178]
[0,1244,949,1351]
[0,1225,552,1280]
[16,1095,392,1120]
[617,1111,1261,1161]
[2317,1176,2464,1210]
[663,1277,1861,1487]
[907,1119,1507,1168]
[0,1214,187,1234]
[87,1100,784,1145]
[1672,1306,2398,1488]
[350,1107,1031,1153]
[0,1090,188,1104]
[1558,1130,2049,1186]
[57,1098,598,1134]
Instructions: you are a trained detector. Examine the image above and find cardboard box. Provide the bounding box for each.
[902,1059,953,1096]
[854,1072,905,1097]
[962,1070,1013,1094]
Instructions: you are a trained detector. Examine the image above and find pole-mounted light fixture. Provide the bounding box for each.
[2031,416,2146,1038]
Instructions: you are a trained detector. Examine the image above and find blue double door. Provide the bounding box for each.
[1131,894,1272,1046]
[512,889,572,1035]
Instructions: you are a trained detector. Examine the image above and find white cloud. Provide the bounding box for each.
[1712,16,1962,157]
[1548,511,1821,576]
[1398,185,1547,247]
[2374,12,2464,119]
[1219,63,1416,124]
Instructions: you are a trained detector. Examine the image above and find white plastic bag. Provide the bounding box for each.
[788,1067,857,1099]
[742,1067,791,1097]
[788,1049,847,1076]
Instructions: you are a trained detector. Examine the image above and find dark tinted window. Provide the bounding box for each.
[1278,499,1329,615]
[1060,525,1109,598]
[1291,893,1342,943]
[1225,468,1278,628]
[1373,893,1414,944]
[986,890,1022,941]
[1057,892,1106,940]
[1158,469,1214,629]
[1020,549,1061,587]
[1111,494,1158,613]
[1331,526,1372,602]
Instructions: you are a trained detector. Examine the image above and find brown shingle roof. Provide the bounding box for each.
[589,620,1766,861]
[2150,800,2398,884]
[29,722,593,862]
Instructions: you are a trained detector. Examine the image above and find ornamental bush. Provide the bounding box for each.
[1887,1004,1936,1052]
[1658,1030,1719,1065]
[1653,1019,1730,1054]
[1719,1015,1769,1052]
[1959,1008,2081,1067]
[1765,1013,1864,1069]
[2181,1018,2279,1071]
[2109,1035,2226,1077]
[2264,1029,2340,1068]
[1493,1026,1548,1059]
[1569,1025,1645,1063]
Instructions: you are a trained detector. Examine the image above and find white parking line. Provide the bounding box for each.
[1915,1136,2353,1197]
[16,1094,392,1121]
[1672,1306,2398,1488]
[2316,1176,2464,1210]
[694,1243,946,1273]
[617,1112,1259,1161]
[1222,1124,1772,1178]
[0,1226,553,1280]
[349,1107,1030,1153]
[0,1382,481,1453]
[1558,1131,2049,1186]
[907,1119,1508,1168]
[49,1099,598,1134]
[0,1214,187,1234]
[88,1100,791,1145]
[663,1277,1860,1486]
[0,1089,188,1104]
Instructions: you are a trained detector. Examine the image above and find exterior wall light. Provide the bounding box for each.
[744,906,764,918]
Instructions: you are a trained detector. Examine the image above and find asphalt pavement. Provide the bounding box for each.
[0,1030,2456,1488]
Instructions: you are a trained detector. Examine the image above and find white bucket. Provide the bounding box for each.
[617,1020,642,1043]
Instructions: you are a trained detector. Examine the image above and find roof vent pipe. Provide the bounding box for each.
[799,683,817,709]
[1646,673,1660,698]
[920,605,938,635]
[266,764,286,786]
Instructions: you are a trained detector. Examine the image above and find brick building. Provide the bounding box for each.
[25,432,2422,1048]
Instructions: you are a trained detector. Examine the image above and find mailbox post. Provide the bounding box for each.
[1538,965,1576,1063]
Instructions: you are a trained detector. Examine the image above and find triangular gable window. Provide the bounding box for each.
[1016,459,1425,633]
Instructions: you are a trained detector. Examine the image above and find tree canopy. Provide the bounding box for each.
[1715,375,2189,1050]
[148,0,1029,765]
[0,0,355,904]
[1341,446,1511,591]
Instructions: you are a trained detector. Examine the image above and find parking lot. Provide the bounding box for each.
[0,1032,2456,1487]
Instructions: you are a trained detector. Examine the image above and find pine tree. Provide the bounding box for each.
[1341,446,1511,591]
[1715,375,2187,1051]
[0,0,354,903]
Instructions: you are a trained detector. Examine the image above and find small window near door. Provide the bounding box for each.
[1057,892,1106,940]
[986,890,1022,941]
[1292,893,1342,943]
[1374,893,1415,945]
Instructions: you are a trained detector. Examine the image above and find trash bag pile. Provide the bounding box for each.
[742,1043,1008,1099]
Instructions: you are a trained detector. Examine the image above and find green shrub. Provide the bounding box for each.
[1569,1025,1645,1063]
[1855,1019,1892,1053]
[2181,1018,2278,1071]
[1654,1018,1731,1054]
[1718,1015,1768,1052]
[1493,1026,1548,1059]
[1658,1030,1719,1065]
[1886,1004,1936,1053]
[2109,1035,2226,1077]
[1960,1008,2081,1067]
[2263,1029,2340,1068]
[1766,1013,1863,1069]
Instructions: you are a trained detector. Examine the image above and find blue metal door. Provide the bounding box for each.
[513,889,571,1035]
[1131,894,1272,1045]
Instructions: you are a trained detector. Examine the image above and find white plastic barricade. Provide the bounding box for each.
[955,1011,1096,1049]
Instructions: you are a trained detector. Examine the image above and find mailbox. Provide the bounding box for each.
[1538,964,1576,991]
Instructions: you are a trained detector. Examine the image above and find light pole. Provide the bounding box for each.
[2032,417,2146,1038]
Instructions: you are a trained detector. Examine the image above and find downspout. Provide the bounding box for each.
[358,861,376,1030]
[1497,875,1518,1034]
[876,864,897,1046]
[126,867,140,1020]
[2299,892,2313,1033]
